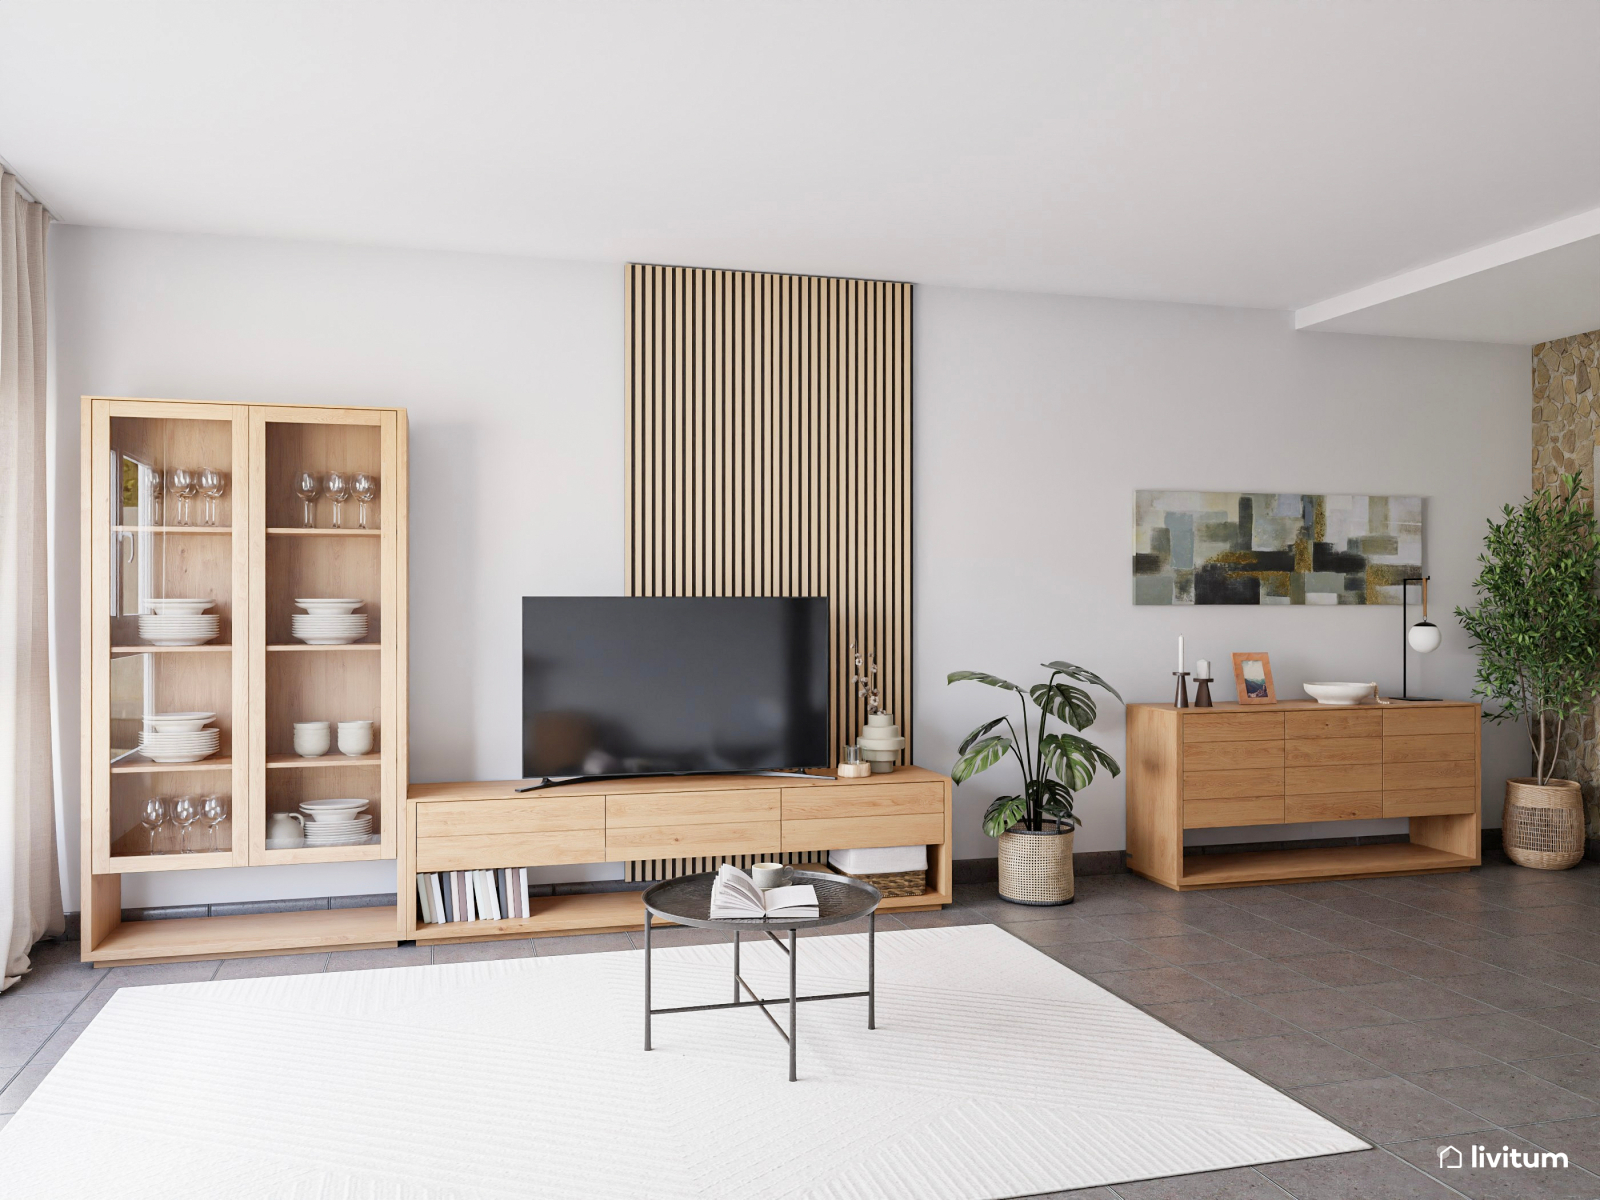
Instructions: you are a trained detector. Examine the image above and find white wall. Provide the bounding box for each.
[49,227,1532,906]
[914,286,1530,857]
[50,226,623,907]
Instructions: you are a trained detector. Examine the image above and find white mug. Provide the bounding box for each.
[337,721,374,756]
[751,862,791,889]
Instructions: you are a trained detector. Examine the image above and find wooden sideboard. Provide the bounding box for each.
[1126,700,1481,891]
[403,766,954,943]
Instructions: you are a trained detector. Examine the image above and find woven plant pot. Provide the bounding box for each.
[998,823,1075,905]
[1503,778,1586,871]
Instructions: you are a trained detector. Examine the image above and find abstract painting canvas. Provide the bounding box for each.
[1133,492,1422,605]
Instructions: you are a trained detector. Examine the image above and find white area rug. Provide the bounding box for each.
[0,925,1363,1199]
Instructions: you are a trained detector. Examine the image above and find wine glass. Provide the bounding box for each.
[199,468,226,526]
[144,465,163,526]
[139,796,169,855]
[169,468,198,526]
[325,471,350,529]
[351,473,378,530]
[203,794,229,851]
[295,471,321,528]
[173,795,202,853]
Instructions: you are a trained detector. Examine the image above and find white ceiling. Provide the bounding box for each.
[3,0,1599,334]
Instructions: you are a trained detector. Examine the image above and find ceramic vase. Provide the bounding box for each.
[857,712,905,774]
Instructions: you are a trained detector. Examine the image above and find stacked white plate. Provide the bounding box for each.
[140,599,220,646]
[292,599,367,645]
[139,713,220,762]
[300,798,373,846]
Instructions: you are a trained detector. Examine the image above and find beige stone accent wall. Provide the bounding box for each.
[1531,331,1600,842]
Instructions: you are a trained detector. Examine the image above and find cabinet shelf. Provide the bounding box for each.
[113,525,232,534]
[266,527,381,536]
[1180,842,1477,889]
[266,753,380,769]
[112,644,232,656]
[111,755,232,774]
[266,643,381,652]
[86,905,399,963]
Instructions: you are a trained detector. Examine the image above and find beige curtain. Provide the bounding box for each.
[0,171,62,991]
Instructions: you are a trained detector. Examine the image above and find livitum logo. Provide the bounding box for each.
[1437,1144,1570,1170]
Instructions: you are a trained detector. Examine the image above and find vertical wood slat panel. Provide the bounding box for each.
[623,263,913,765]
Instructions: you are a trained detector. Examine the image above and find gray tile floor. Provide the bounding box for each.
[4,855,1599,1199]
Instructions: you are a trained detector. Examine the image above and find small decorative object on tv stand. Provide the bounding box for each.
[837,744,871,778]
[858,713,905,773]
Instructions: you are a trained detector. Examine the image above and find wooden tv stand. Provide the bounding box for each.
[402,766,954,943]
[1126,700,1482,891]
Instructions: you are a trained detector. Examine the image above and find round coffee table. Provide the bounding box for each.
[640,870,882,1081]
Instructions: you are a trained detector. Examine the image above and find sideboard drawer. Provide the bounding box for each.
[606,821,781,860]
[1184,713,1286,743]
[1183,740,1284,771]
[1383,734,1476,764]
[417,829,605,872]
[1285,709,1383,738]
[1383,786,1477,817]
[1286,737,1382,767]
[1383,759,1477,790]
[1183,767,1284,800]
[415,795,604,839]
[1286,792,1382,822]
[606,789,779,828]
[1183,795,1285,828]
[1285,764,1383,795]
[1382,707,1477,736]
[782,812,944,852]
[781,782,943,821]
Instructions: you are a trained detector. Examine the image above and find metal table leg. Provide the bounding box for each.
[644,911,652,1051]
[733,930,740,1001]
[868,910,876,1030]
[788,926,798,1082]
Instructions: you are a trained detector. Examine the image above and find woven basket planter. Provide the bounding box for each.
[998,823,1075,905]
[1503,778,1586,870]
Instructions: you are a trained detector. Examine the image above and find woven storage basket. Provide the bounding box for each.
[997,823,1074,905]
[829,867,927,898]
[1503,778,1586,870]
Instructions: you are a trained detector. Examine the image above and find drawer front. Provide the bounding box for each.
[1183,713,1286,743]
[415,795,604,839]
[1286,737,1382,767]
[1383,786,1477,817]
[782,812,944,852]
[417,829,605,872]
[1183,796,1285,828]
[1285,764,1383,795]
[1183,767,1284,800]
[1286,792,1383,822]
[1382,707,1477,736]
[606,821,781,860]
[1383,734,1477,764]
[1285,710,1383,739]
[606,789,779,828]
[781,782,943,821]
[1183,740,1285,771]
[1383,759,1478,790]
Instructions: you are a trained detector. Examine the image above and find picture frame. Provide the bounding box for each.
[1232,652,1276,704]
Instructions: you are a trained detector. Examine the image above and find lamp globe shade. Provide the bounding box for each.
[1408,620,1442,653]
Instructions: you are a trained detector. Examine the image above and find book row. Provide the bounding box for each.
[417,868,530,924]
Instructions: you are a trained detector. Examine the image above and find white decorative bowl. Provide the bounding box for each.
[1303,682,1378,706]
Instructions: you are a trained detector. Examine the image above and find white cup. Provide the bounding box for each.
[337,720,374,756]
[751,862,791,889]
[293,721,331,758]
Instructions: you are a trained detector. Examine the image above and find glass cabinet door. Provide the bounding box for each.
[91,401,249,871]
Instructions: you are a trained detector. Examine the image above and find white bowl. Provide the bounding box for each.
[143,711,216,732]
[147,598,215,614]
[1303,682,1378,706]
[295,598,364,614]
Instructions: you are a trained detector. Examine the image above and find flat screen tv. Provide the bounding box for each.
[521,596,830,784]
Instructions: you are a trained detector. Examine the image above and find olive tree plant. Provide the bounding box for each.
[1456,472,1600,785]
[948,660,1122,836]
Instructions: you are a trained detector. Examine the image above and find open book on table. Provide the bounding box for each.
[708,863,819,920]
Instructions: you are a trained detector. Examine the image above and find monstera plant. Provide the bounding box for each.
[949,660,1123,836]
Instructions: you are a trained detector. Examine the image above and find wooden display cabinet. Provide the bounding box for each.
[81,397,408,964]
